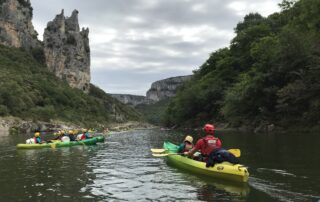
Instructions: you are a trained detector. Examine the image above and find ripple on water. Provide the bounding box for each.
[82,132,201,201]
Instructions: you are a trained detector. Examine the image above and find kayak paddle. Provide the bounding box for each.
[150,148,166,153]
[152,153,183,157]
[151,148,241,157]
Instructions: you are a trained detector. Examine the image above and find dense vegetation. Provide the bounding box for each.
[136,99,170,125]
[164,0,320,131]
[0,45,140,127]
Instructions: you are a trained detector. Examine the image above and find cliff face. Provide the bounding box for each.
[0,0,40,49]
[110,94,154,107]
[43,10,90,93]
[146,75,192,101]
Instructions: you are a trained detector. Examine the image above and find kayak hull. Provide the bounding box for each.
[94,135,105,143]
[17,138,97,149]
[163,142,249,183]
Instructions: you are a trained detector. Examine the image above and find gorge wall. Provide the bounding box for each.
[0,0,40,49]
[110,94,154,107]
[0,0,90,93]
[146,75,192,102]
[43,10,90,93]
[111,75,192,106]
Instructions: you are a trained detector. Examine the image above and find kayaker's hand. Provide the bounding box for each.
[183,152,189,156]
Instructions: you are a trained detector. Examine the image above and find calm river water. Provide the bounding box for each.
[0,129,319,201]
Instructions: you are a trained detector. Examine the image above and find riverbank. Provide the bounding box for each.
[0,116,155,136]
[106,121,156,133]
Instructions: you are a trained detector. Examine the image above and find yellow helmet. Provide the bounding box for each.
[34,132,40,137]
[68,130,73,134]
[184,135,193,143]
[82,128,87,132]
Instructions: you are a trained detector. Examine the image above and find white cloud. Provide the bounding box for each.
[30,0,281,95]
[228,0,280,17]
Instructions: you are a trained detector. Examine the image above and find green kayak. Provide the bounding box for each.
[163,141,249,183]
[94,135,105,143]
[16,138,97,149]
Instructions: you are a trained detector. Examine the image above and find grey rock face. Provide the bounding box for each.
[0,0,40,49]
[110,94,154,107]
[43,10,90,93]
[146,75,192,101]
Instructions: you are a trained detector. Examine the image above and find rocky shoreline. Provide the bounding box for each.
[0,116,155,136]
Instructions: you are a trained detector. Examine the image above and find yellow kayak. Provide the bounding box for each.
[163,142,249,183]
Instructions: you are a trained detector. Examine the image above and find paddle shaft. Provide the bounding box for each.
[151,148,240,157]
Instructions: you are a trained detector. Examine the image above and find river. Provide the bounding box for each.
[0,129,319,201]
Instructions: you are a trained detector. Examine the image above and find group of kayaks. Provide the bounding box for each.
[161,142,249,183]
[17,134,248,183]
[16,135,105,149]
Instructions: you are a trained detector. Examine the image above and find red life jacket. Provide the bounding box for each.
[201,135,221,156]
[80,133,86,140]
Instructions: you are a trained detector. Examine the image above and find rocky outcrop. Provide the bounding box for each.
[111,76,192,106]
[110,94,154,107]
[146,75,192,101]
[43,10,90,93]
[0,116,80,135]
[0,0,40,49]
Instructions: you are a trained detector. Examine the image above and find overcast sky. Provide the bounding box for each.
[30,0,281,95]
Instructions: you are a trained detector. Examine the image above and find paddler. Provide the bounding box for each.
[68,130,76,141]
[177,135,194,153]
[51,131,63,141]
[34,132,42,144]
[185,123,240,167]
[185,124,222,162]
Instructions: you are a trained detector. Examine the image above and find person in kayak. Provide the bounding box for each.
[51,131,63,141]
[78,128,91,140]
[177,135,194,153]
[68,130,76,141]
[185,124,222,161]
[34,132,42,144]
[185,123,240,167]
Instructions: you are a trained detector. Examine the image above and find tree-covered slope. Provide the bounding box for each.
[164,0,320,131]
[135,99,170,125]
[0,45,141,126]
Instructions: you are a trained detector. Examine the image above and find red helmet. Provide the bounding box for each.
[203,124,215,134]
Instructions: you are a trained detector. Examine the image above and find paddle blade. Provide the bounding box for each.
[150,148,165,153]
[152,153,169,157]
[228,149,241,157]
[50,143,56,149]
[152,153,182,157]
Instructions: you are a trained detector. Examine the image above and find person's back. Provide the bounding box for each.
[177,135,194,153]
[185,124,222,161]
[68,130,76,141]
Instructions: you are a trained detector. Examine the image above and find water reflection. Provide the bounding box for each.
[0,135,98,201]
[1,129,320,201]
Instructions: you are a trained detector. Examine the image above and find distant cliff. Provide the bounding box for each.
[111,75,192,107]
[43,10,90,93]
[110,94,154,107]
[0,0,40,49]
[146,75,192,101]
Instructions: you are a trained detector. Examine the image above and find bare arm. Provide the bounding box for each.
[186,147,198,157]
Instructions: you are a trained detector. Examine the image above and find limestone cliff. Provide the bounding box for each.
[0,0,40,49]
[43,10,90,93]
[146,75,192,101]
[110,94,154,107]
